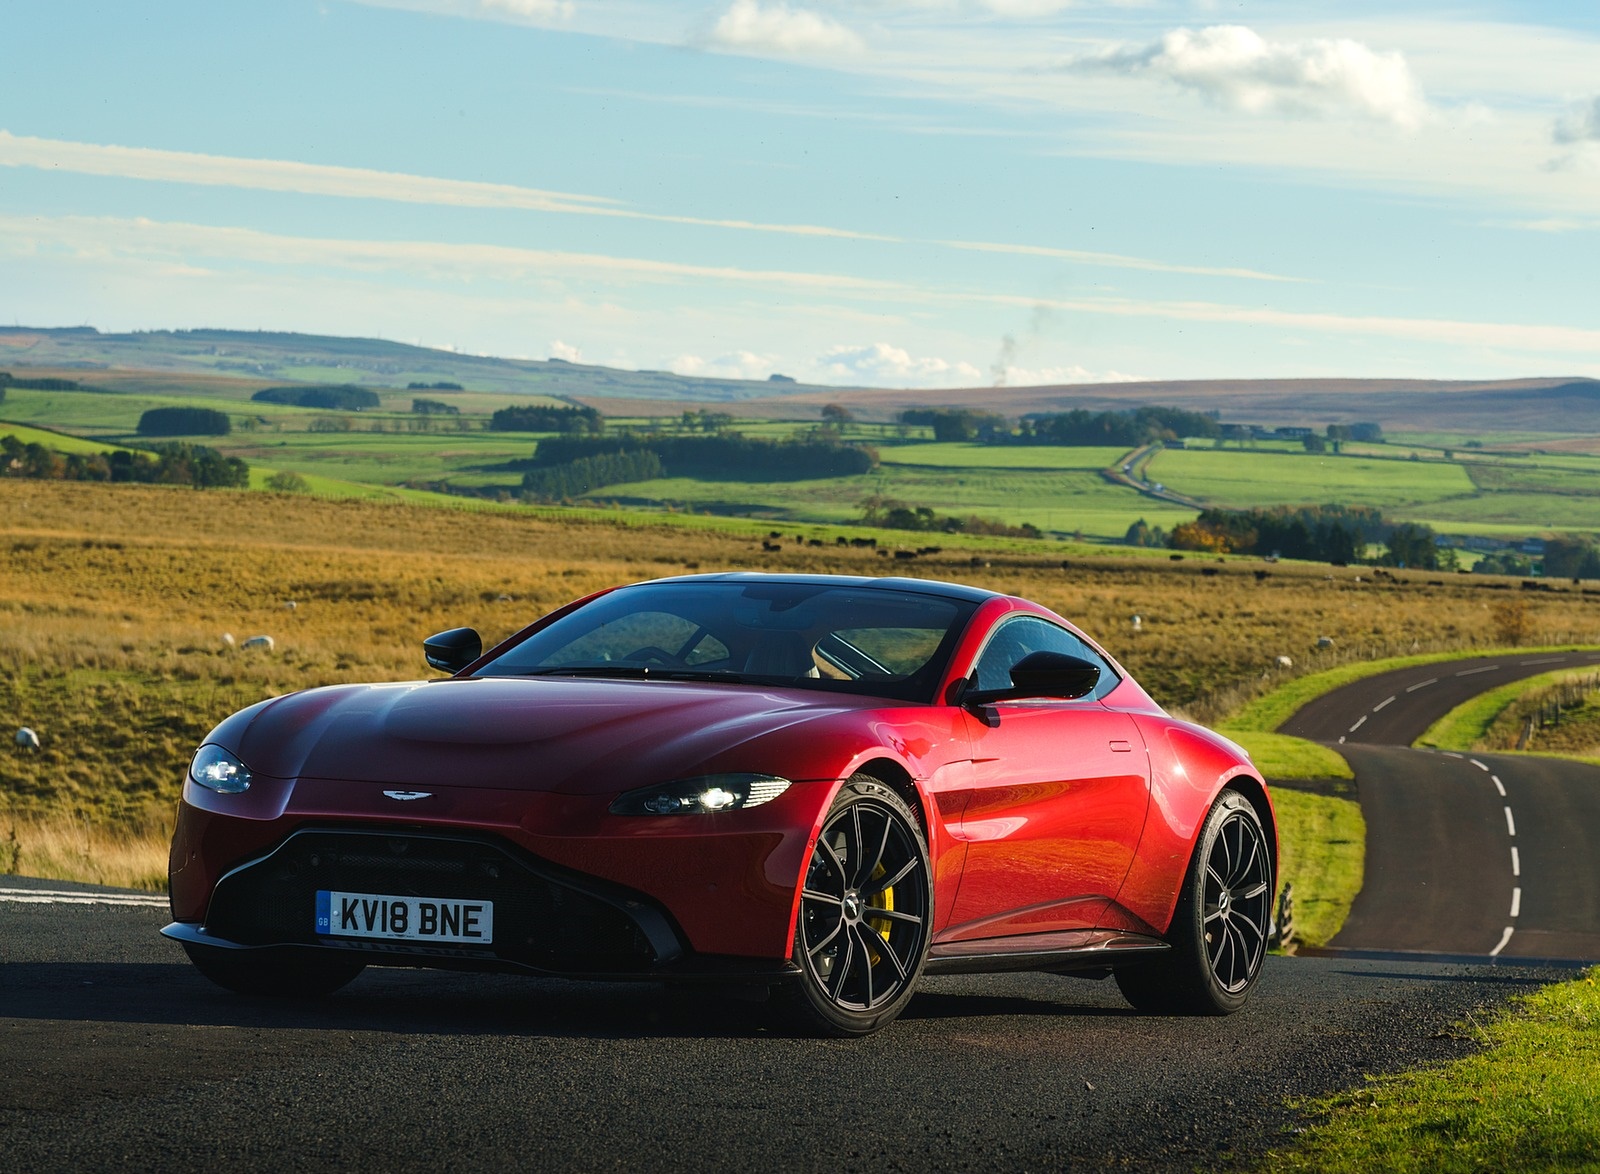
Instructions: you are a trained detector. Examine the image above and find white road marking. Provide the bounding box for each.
[1456,665,1501,677]
[1492,775,1506,796]
[0,888,167,908]
[1505,807,1517,836]
[1512,846,1521,876]
[1442,751,1463,759]
[1490,927,1514,956]
[1349,715,1368,733]
[1373,696,1395,711]
[1337,735,1346,744]
[1511,887,1522,918]
[1520,656,1568,666]
[1406,678,1438,692]
[1470,759,1489,771]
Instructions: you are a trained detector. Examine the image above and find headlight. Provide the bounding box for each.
[190,744,252,794]
[609,773,791,816]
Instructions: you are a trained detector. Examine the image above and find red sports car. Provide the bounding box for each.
[166,573,1275,1035]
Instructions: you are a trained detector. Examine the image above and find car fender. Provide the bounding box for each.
[1111,715,1276,934]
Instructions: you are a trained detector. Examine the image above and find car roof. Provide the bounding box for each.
[638,571,1002,604]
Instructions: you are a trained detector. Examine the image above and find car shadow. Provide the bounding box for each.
[2,961,1134,1038]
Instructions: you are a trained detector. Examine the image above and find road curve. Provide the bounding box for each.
[1280,649,1600,747]
[0,878,1565,1173]
[1277,649,1600,961]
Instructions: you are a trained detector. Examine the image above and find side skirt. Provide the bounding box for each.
[923,928,1169,976]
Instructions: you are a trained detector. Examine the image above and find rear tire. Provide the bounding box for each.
[1116,788,1272,1015]
[183,942,366,998]
[775,776,932,1037]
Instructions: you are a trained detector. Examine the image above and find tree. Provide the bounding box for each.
[1381,523,1439,570]
[821,403,854,424]
[137,407,231,437]
[1302,434,1328,454]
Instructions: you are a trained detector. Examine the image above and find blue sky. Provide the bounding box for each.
[4,0,1599,388]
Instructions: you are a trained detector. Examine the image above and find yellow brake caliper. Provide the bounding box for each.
[865,863,894,961]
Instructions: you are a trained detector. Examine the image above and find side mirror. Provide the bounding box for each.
[424,627,482,674]
[962,651,1100,707]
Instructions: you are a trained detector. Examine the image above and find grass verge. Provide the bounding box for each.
[0,812,168,891]
[1262,968,1600,1173]
[1414,668,1591,752]
[1224,730,1353,780]
[1269,789,1364,949]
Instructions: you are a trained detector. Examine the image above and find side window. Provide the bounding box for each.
[971,617,1118,700]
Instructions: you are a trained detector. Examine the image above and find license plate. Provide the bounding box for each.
[315,890,494,945]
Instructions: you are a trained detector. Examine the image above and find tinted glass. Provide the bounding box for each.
[479,581,977,703]
[971,616,1118,699]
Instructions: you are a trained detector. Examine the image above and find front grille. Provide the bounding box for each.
[205,829,671,973]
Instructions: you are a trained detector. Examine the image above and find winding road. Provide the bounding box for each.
[1280,649,1600,961]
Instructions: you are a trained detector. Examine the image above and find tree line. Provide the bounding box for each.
[490,404,604,433]
[1,436,248,488]
[533,434,877,481]
[899,405,1221,446]
[251,385,381,410]
[521,451,665,501]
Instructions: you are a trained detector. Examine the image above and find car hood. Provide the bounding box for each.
[227,675,875,794]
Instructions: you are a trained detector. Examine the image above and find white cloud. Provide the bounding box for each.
[668,351,776,379]
[704,0,865,57]
[1555,96,1600,144]
[480,0,573,19]
[815,342,983,387]
[549,340,583,361]
[1077,25,1428,128]
[0,132,1309,283]
[993,363,1141,386]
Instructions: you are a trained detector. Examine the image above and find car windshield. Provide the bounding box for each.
[476,580,978,703]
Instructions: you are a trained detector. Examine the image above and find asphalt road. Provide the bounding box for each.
[0,878,1564,1173]
[1277,648,1600,962]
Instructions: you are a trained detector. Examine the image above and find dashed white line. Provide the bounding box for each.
[1505,807,1517,837]
[1457,665,1501,677]
[1511,887,1522,918]
[1349,715,1368,733]
[1492,774,1506,796]
[1470,758,1490,771]
[1442,751,1464,759]
[1520,656,1568,666]
[1373,696,1395,712]
[1490,927,1514,956]
[1512,846,1521,876]
[1337,735,1346,744]
[1406,678,1438,692]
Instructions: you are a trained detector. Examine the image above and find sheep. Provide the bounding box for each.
[1274,655,1293,669]
[242,635,276,651]
[1131,615,1143,633]
[14,727,39,752]
[221,632,235,648]
[283,600,298,611]
[1315,636,1335,650]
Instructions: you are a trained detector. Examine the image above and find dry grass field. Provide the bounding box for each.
[4,479,1598,890]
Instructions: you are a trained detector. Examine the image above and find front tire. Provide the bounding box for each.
[1116,788,1272,1015]
[777,776,932,1037]
[183,942,366,998]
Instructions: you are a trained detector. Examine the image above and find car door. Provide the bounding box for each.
[945,616,1151,940]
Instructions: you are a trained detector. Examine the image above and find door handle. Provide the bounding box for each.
[1109,740,1134,753]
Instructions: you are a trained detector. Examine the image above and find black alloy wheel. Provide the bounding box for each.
[183,942,367,998]
[780,776,931,1036]
[1115,788,1272,1015]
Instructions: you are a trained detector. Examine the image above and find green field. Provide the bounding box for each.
[15,368,1600,547]
[1146,447,1476,508]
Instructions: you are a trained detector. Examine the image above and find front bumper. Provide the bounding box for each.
[163,826,803,982]
[169,777,837,962]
